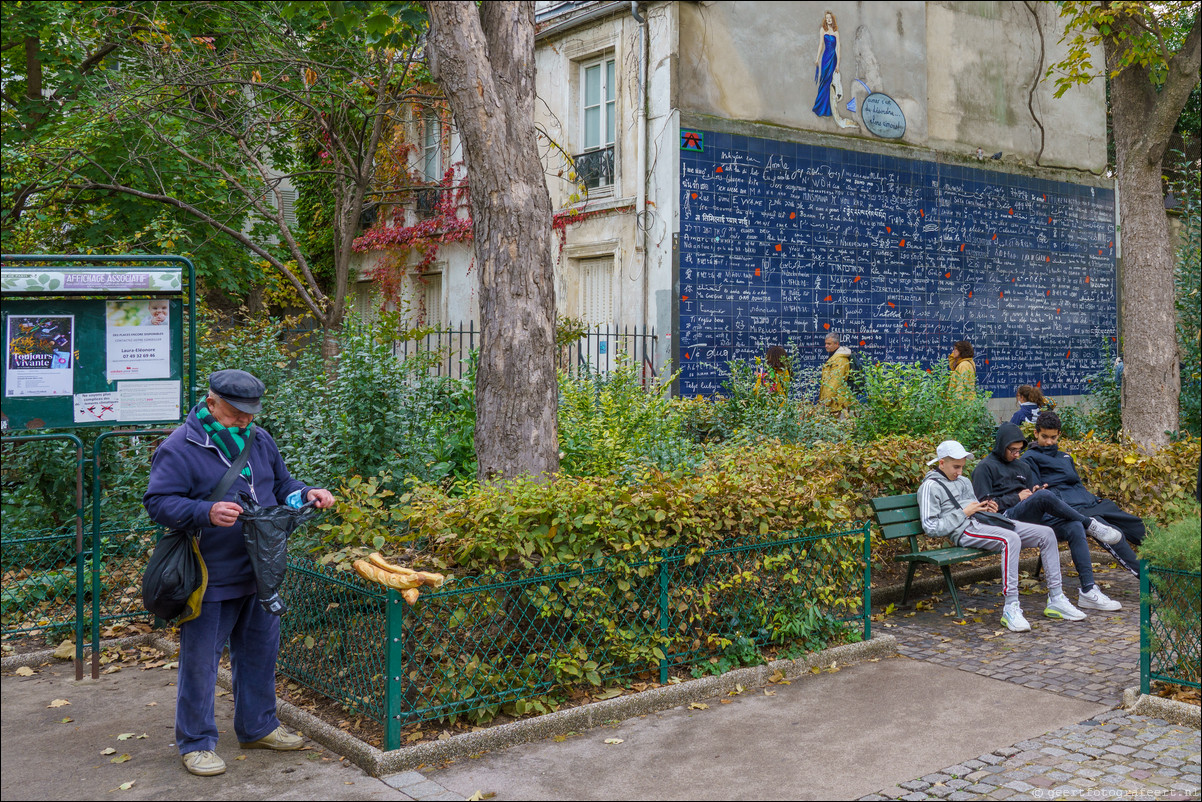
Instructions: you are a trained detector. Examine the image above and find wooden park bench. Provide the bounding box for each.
[870,492,994,618]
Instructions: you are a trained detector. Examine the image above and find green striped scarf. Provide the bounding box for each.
[197,403,254,479]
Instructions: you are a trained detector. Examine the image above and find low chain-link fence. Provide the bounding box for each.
[278,523,871,750]
[1140,561,1202,694]
[1,431,166,675]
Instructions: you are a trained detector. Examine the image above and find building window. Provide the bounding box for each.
[577,57,615,190]
[423,117,442,182]
[578,257,613,326]
[420,271,443,328]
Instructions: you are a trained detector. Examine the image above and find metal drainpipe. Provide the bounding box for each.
[631,1,649,334]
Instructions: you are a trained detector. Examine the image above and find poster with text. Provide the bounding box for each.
[5,315,75,397]
[105,300,171,381]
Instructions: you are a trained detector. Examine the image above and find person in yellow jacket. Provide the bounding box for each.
[948,339,978,403]
[819,333,853,414]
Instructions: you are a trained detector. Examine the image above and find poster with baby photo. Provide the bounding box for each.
[105,300,171,381]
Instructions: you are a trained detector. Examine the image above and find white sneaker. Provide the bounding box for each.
[1001,602,1031,632]
[1086,517,1123,545]
[1078,586,1122,611]
[1045,592,1087,621]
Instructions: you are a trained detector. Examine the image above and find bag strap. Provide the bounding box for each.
[932,476,968,517]
[206,427,257,503]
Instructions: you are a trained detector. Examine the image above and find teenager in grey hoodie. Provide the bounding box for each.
[917,440,1086,632]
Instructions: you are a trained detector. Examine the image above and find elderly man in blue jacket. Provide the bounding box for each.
[144,370,334,777]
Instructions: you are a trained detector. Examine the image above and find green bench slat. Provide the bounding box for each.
[892,546,993,565]
[880,520,925,540]
[870,493,917,513]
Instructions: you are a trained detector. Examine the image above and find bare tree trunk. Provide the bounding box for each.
[1106,15,1201,449]
[423,1,559,481]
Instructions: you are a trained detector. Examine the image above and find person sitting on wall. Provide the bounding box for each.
[1021,410,1143,576]
[1010,384,1055,426]
[918,440,1086,632]
[755,345,791,396]
[948,340,977,403]
[818,333,853,415]
[972,422,1126,611]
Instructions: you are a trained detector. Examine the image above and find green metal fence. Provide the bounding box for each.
[279,523,871,750]
[1140,560,1202,694]
[1,431,166,677]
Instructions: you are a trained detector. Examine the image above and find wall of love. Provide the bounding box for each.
[676,130,1117,397]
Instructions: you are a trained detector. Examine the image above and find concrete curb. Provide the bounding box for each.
[1122,686,1202,729]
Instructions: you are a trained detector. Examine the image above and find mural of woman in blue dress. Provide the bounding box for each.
[813,10,840,117]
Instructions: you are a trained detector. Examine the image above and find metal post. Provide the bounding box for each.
[385,588,405,751]
[658,556,670,685]
[1139,559,1150,696]
[862,521,872,641]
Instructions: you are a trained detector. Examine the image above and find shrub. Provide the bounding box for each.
[1058,435,1202,525]
[557,356,700,478]
[854,360,995,454]
[1140,510,1201,573]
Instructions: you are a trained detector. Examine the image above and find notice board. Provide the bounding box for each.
[676,130,1117,397]
[2,265,186,430]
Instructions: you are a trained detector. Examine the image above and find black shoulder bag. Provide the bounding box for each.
[933,477,1015,531]
[142,429,257,623]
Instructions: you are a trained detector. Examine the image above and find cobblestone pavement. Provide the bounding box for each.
[867,553,1201,801]
[859,709,1200,801]
[883,558,1141,705]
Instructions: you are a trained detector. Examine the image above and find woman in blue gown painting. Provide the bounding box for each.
[813,10,841,118]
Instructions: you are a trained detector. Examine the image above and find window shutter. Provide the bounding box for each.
[579,258,613,327]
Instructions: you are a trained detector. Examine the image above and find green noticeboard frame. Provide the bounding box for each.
[0,255,197,431]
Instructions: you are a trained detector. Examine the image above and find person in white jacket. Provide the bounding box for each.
[916,440,1086,632]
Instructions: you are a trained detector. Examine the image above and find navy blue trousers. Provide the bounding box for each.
[1005,490,1098,591]
[176,594,280,754]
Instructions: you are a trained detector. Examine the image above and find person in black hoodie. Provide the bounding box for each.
[972,422,1127,611]
[1024,410,1143,571]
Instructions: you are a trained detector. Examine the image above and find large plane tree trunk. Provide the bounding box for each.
[423,1,559,481]
[1106,15,1200,449]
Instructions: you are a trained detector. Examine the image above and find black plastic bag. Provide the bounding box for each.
[237,492,320,615]
[142,529,208,623]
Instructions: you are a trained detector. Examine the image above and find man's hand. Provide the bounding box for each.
[307,488,335,509]
[964,499,999,516]
[1032,483,1048,491]
[210,501,242,528]
[1018,489,1032,501]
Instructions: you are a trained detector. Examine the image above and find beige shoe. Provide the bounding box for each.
[240,725,305,751]
[181,750,226,776]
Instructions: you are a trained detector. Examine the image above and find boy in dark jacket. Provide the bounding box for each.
[972,423,1125,611]
[1023,412,1146,566]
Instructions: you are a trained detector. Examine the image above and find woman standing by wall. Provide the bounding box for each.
[948,340,978,403]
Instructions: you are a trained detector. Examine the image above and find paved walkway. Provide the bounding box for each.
[865,560,1200,801]
[3,555,1197,801]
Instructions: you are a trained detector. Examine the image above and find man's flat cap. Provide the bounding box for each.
[209,369,265,414]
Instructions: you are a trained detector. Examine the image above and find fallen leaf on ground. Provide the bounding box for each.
[720,699,733,704]
[466,792,496,801]
[235,755,247,761]
[764,690,776,696]
[145,702,156,707]
[110,754,131,764]
[59,717,73,723]
[53,641,75,660]
[48,699,70,708]
[101,748,117,755]
[687,702,708,710]
[603,738,624,745]
[113,781,135,791]
[117,733,136,741]
[15,666,34,677]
